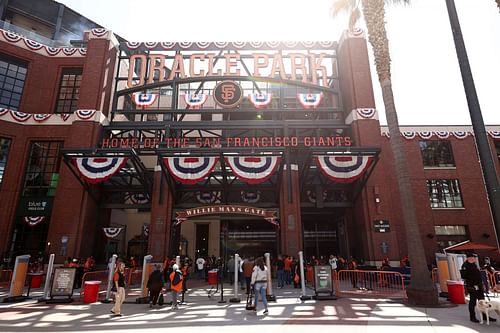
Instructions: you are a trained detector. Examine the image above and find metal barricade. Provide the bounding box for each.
[80,270,109,300]
[0,269,12,288]
[336,270,407,299]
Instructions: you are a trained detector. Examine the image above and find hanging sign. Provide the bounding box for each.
[175,205,278,225]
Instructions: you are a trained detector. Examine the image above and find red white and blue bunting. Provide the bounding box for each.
[76,109,96,120]
[248,93,272,109]
[163,156,219,184]
[103,227,123,238]
[127,193,149,204]
[10,111,31,122]
[33,114,52,122]
[225,155,281,184]
[241,190,261,203]
[184,94,208,109]
[196,191,220,204]
[316,155,372,183]
[73,157,129,184]
[297,93,322,108]
[306,190,328,203]
[132,93,158,109]
[488,131,500,139]
[356,108,377,119]
[24,216,45,227]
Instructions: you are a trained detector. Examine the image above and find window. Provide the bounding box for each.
[419,140,455,167]
[0,137,12,185]
[22,141,63,197]
[434,225,468,251]
[55,69,82,113]
[0,56,27,110]
[427,179,463,208]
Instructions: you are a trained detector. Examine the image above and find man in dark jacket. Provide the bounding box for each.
[147,264,164,308]
[461,252,496,323]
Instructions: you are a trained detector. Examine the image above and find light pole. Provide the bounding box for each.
[445,0,500,248]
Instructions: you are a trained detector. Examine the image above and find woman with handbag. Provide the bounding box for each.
[250,257,269,315]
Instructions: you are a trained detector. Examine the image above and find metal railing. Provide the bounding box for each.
[336,270,407,299]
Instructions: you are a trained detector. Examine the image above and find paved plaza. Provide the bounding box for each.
[0,283,497,333]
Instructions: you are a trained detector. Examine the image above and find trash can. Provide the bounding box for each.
[447,280,466,304]
[208,270,218,286]
[83,280,101,303]
[30,273,44,288]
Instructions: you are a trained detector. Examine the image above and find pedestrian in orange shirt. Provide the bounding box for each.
[169,264,183,310]
[111,262,126,316]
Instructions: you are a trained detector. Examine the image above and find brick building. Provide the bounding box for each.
[0,0,499,268]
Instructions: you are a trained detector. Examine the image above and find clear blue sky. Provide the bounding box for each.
[58,0,500,126]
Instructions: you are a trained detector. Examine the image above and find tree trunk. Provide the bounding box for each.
[381,79,438,306]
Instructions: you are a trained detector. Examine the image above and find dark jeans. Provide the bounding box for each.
[468,287,484,319]
[245,277,252,293]
[149,288,161,305]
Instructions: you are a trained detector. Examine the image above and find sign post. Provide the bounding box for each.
[103,254,117,303]
[313,265,336,300]
[39,253,55,302]
[2,254,30,303]
[48,267,76,303]
[136,254,153,303]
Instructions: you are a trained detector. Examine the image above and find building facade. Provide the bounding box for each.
[0,4,499,267]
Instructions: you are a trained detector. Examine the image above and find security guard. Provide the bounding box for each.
[460,252,496,323]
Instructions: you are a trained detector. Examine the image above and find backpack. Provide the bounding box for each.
[172,271,182,286]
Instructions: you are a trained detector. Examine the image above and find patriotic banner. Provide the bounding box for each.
[73,157,128,184]
[316,155,372,183]
[248,93,272,109]
[297,93,322,108]
[132,93,158,108]
[103,227,123,238]
[241,190,261,203]
[225,155,281,184]
[435,131,450,139]
[452,131,469,139]
[401,131,416,140]
[163,156,219,184]
[265,217,280,227]
[184,93,208,109]
[196,191,220,204]
[127,193,149,204]
[24,216,45,227]
[306,190,328,203]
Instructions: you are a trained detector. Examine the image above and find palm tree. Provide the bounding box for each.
[331,0,438,305]
[496,0,500,12]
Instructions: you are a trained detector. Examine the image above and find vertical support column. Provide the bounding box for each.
[149,166,173,259]
[279,164,303,256]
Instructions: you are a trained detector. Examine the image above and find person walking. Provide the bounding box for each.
[169,264,183,310]
[276,255,285,288]
[243,256,254,293]
[251,257,269,315]
[111,261,126,316]
[195,256,205,279]
[147,264,164,308]
[461,252,496,323]
[227,255,235,285]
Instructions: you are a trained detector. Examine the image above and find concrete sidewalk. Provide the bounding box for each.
[0,283,495,333]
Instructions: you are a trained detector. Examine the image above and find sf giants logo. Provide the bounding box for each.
[221,84,235,102]
[214,81,242,108]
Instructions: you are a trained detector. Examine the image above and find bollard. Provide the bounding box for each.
[299,251,312,301]
[230,254,241,303]
[264,253,276,302]
[103,254,117,303]
[218,259,226,303]
[40,253,55,302]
